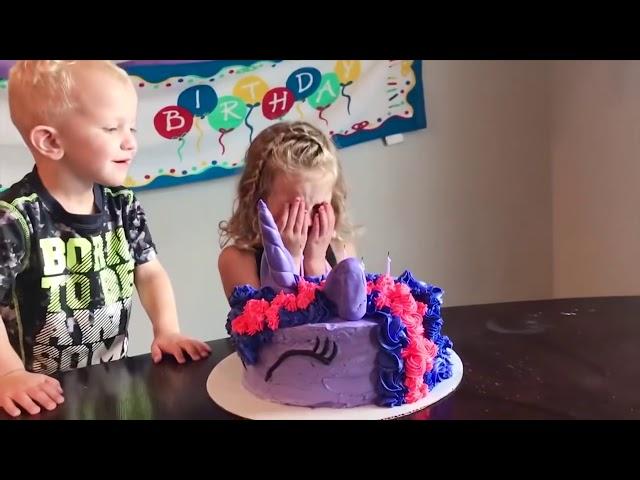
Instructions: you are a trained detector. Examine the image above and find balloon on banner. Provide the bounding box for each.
[232,75,269,143]
[307,72,341,127]
[207,95,248,155]
[261,87,295,120]
[178,85,218,117]
[153,105,194,162]
[334,60,361,115]
[286,67,321,120]
[232,75,269,105]
[154,106,193,138]
[178,85,218,153]
[286,67,322,100]
[335,60,361,84]
[208,96,247,130]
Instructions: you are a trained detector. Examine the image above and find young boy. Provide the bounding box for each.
[0,61,211,417]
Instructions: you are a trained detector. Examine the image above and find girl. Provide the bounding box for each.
[218,121,357,299]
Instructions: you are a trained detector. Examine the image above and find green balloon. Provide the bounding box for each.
[207,95,248,130]
[307,72,340,109]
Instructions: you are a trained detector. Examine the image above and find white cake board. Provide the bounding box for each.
[206,350,463,420]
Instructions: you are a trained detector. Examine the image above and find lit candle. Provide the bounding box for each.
[300,254,304,277]
[386,251,391,276]
[360,256,365,271]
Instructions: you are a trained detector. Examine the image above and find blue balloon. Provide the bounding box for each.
[178,85,218,117]
[286,67,321,101]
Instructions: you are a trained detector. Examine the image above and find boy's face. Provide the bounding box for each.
[55,67,138,187]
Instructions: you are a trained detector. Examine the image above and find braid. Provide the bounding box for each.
[219,121,358,250]
[238,146,269,247]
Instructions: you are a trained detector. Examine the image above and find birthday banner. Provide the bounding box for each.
[0,60,426,191]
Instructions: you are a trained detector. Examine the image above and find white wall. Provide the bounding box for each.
[0,61,555,356]
[550,61,640,298]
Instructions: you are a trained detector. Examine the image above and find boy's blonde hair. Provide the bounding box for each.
[219,121,356,251]
[8,60,130,138]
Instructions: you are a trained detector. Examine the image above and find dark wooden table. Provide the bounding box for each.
[3,296,638,420]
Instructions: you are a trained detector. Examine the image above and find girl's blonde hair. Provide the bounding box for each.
[8,60,130,136]
[219,121,356,251]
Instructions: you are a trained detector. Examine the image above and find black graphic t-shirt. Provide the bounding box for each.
[0,168,157,375]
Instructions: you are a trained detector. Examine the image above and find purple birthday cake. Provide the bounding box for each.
[225,200,454,408]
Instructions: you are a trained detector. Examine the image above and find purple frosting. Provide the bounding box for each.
[374,311,409,407]
[321,258,367,320]
[257,199,298,293]
[242,321,379,408]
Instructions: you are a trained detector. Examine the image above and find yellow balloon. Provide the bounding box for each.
[401,60,413,76]
[233,75,269,105]
[335,60,361,84]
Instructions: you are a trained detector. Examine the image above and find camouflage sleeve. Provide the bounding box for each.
[123,192,158,266]
[0,207,28,302]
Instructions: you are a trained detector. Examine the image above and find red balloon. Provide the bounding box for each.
[153,106,193,139]
[261,87,295,120]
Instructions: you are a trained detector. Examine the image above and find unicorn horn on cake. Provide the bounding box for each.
[257,199,367,320]
[257,199,297,293]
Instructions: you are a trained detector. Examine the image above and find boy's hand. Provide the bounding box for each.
[151,332,211,364]
[0,369,64,417]
[304,202,336,274]
[276,197,309,271]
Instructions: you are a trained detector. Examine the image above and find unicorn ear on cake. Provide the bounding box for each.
[257,199,367,321]
[322,257,367,320]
